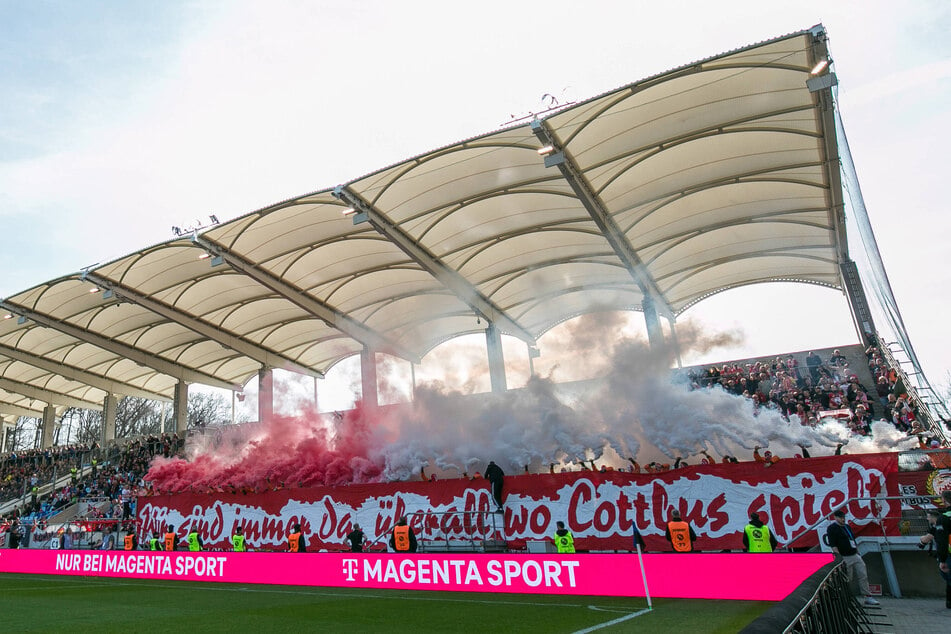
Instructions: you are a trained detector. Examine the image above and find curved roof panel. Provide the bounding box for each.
[0,26,847,413]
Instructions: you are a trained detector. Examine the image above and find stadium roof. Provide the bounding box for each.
[0,25,847,412]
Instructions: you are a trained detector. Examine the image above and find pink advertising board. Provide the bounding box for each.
[0,550,831,600]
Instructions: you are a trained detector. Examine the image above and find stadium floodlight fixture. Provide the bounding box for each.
[810,60,829,75]
[89,287,100,293]
[197,252,211,260]
[341,207,357,216]
[537,145,556,156]
[3,314,12,319]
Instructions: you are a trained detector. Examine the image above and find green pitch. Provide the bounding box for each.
[0,573,771,633]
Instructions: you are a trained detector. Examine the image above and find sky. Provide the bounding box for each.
[1,0,949,416]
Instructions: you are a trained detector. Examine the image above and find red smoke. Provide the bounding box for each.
[146,403,385,493]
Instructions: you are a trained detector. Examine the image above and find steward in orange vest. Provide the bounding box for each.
[164,525,177,551]
[288,524,306,553]
[124,533,137,551]
[664,510,698,552]
[388,516,418,553]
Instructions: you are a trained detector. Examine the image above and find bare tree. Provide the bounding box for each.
[8,416,40,451]
[187,391,230,429]
[62,408,103,446]
[115,397,165,438]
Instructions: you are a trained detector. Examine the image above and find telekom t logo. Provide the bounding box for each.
[342,558,359,581]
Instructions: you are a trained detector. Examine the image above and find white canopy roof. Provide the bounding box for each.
[0,25,847,413]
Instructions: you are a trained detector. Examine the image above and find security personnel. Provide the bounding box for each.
[186,527,203,552]
[70,466,78,485]
[743,512,778,552]
[123,531,137,551]
[164,525,177,551]
[665,509,698,552]
[288,524,305,553]
[553,520,575,553]
[148,531,161,551]
[389,516,417,553]
[232,526,247,552]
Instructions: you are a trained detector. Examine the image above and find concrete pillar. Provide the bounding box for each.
[485,323,507,393]
[258,368,273,423]
[41,405,56,449]
[102,394,117,443]
[667,316,683,369]
[173,381,189,433]
[642,294,665,349]
[360,347,378,409]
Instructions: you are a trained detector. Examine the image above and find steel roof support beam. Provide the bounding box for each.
[530,120,674,320]
[0,376,100,410]
[807,30,847,263]
[0,342,171,402]
[82,272,323,379]
[0,403,43,419]
[0,300,241,392]
[332,186,536,346]
[191,236,421,364]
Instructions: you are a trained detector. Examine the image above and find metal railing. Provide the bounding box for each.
[782,494,936,553]
[413,509,505,553]
[790,567,876,633]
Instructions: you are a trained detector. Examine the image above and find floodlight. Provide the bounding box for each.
[810,60,829,75]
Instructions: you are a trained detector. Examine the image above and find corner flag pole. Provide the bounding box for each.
[635,539,652,610]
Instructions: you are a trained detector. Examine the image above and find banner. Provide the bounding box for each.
[0,549,833,601]
[137,454,898,552]
[896,468,951,510]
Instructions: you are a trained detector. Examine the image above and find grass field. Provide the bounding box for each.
[0,573,771,633]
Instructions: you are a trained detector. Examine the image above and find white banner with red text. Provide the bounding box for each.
[135,454,898,552]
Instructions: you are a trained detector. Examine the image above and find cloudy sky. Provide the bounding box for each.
[1,1,949,412]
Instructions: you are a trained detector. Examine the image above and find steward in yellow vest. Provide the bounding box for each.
[187,529,203,552]
[553,521,575,553]
[743,512,778,552]
[232,526,247,552]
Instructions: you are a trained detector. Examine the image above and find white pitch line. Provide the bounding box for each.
[62,577,627,611]
[571,607,652,633]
